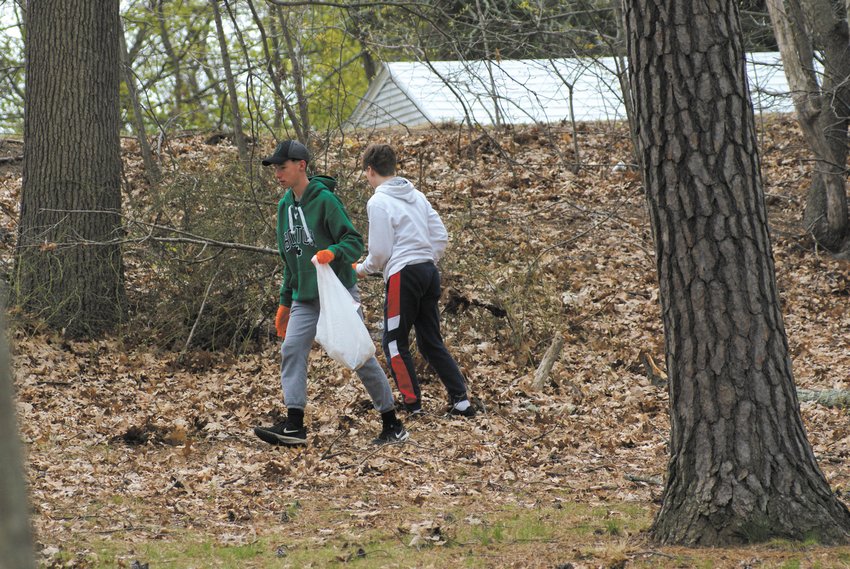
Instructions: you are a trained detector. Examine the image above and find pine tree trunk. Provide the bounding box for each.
[16,0,126,337]
[623,0,850,545]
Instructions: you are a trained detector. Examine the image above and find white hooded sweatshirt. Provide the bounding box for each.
[357,177,448,281]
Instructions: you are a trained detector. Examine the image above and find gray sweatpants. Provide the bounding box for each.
[280,285,395,413]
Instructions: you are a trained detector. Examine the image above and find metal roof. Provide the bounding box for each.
[346,52,792,130]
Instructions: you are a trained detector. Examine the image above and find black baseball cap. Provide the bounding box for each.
[261,140,311,165]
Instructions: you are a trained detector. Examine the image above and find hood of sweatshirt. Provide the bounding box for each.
[308,175,337,194]
[291,175,336,205]
[375,177,417,203]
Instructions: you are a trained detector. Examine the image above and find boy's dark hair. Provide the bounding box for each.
[361,144,397,177]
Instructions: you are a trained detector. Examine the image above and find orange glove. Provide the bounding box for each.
[275,305,290,338]
[315,249,335,264]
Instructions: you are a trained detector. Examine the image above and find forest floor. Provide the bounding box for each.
[2,117,850,568]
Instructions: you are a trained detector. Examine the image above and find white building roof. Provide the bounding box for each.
[346,52,792,130]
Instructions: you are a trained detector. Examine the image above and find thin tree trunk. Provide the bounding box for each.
[119,20,160,186]
[623,0,850,545]
[474,0,503,128]
[278,8,310,143]
[246,0,304,138]
[17,0,126,337]
[0,308,35,569]
[211,0,249,166]
[345,6,379,81]
[260,2,285,129]
[155,0,184,118]
[765,0,850,252]
[610,1,640,166]
[358,39,378,81]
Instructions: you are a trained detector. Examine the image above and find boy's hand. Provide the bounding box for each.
[353,262,366,278]
[315,249,335,264]
[275,305,290,338]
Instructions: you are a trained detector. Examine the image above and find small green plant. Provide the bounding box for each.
[605,519,622,536]
[471,522,505,546]
[802,530,822,546]
[280,500,301,523]
[514,517,553,542]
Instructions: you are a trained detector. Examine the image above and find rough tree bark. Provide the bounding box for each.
[765,0,850,253]
[16,0,126,337]
[623,0,850,545]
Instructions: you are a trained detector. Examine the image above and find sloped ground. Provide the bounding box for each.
[2,117,850,567]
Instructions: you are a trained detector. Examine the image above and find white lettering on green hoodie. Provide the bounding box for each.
[277,176,363,306]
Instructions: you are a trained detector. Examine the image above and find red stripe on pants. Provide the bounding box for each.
[387,272,400,320]
[391,353,417,403]
[387,273,415,403]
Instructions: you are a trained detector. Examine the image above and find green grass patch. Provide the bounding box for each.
[42,501,850,568]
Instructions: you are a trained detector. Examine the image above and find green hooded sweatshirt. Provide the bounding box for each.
[277,175,363,307]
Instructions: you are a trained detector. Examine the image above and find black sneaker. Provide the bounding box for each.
[372,423,410,445]
[403,401,422,415]
[447,400,477,417]
[253,421,307,446]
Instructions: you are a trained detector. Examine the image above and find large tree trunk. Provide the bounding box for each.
[765,0,850,252]
[0,310,35,569]
[623,0,850,545]
[16,0,126,337]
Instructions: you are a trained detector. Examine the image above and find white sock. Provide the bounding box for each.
[453,399,470,411]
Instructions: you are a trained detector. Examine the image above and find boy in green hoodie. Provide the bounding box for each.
[253,140,408,447]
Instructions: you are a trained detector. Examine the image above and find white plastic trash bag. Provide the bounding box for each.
[312,255,376,370]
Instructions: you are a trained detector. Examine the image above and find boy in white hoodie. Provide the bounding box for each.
[356,144,475,417]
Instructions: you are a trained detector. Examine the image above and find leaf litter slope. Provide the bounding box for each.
[3,117,850,565]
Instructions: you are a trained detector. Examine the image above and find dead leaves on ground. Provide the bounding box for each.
[3,117,850,566]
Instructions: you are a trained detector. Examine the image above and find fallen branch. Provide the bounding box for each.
[625,473,663,486]
[136,235,277,255]
[796,388,850,408]
[532,334,565,390]
[639,350,667,388]
[0,155,23,164]
[33,208,279,255]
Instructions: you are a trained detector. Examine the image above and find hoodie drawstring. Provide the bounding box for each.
[287,204,315,245]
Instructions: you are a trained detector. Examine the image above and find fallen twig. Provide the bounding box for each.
[797,388,850,408]
[625,473,663,486]
[532,334,565,390]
